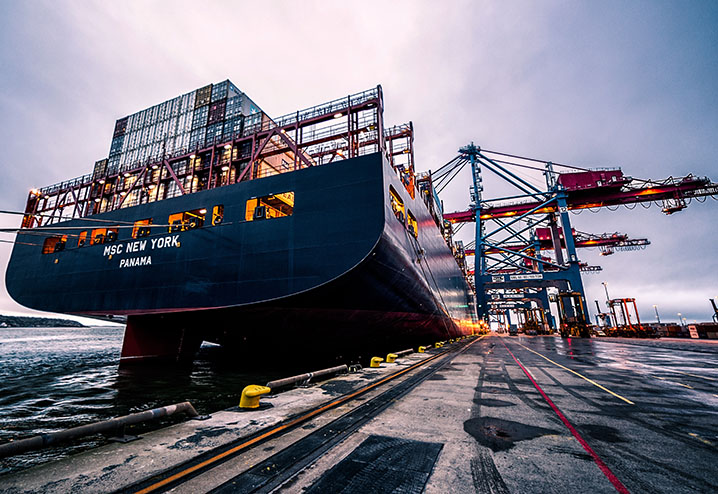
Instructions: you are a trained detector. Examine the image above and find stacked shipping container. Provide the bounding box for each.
[97,80,262,179]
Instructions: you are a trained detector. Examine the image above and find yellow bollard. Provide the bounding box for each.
[239,385,271,409]
[418,346,427,353]
[370,357,384,368]
[386,353,398,363]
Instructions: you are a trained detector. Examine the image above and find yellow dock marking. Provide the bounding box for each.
[513,342,635,405]
[654,376,694,389]
[688,432,714,446]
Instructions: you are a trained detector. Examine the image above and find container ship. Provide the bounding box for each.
[5,82,478,365]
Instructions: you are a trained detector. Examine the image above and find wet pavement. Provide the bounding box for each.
[283,335,717,493]
[1,334,716,493]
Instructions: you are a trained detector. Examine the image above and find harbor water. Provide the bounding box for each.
[0,326,288,475]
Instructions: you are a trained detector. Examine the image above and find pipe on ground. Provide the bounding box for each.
[266,365,348,391]
[0,401,199,458]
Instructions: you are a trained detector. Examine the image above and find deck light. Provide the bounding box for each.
[190,154,196,159]
[123,172,131,177]
[151,164,159,170]
[30,188,39,195]
[148,184,156,190]
[98,179,105,184]
[224,144,231,150]
[120,191,127,196]
[221,165,229,171]
[199,209,207,214]
[334,112,343,118]
[94,198,101,203]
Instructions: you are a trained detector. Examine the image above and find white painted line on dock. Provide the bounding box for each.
[627,361,718,382]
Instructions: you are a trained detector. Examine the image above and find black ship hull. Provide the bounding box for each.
[6,152,476,364]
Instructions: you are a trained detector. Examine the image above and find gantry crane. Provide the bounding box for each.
[433,143,718,336]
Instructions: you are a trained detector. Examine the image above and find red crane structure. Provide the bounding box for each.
[463,229,650,256]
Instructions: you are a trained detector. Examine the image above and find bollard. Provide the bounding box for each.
[240,385,271,409]
[418,346,427,353]
[370,357,384,368]
[386,353,398,363]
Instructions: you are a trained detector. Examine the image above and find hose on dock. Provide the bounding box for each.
[265,365,349,391]
[0,401,200,458]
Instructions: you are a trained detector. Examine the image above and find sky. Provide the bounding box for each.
[0,0,716,325]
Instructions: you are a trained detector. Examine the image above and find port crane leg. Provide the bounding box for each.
[467,144,487,319]
[556,192,590,322]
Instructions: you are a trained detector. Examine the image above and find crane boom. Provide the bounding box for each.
[445,171,718,222]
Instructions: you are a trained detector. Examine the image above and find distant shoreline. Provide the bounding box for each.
[0,314,85,328]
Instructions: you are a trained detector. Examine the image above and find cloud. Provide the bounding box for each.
[0,1,716,323]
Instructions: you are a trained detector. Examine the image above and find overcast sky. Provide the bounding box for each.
[0,0,716,324]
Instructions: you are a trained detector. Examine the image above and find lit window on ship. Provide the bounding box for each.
[245,192,294,221]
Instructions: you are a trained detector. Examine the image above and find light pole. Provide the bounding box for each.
[678,313,683,328]
[602,282,614,327]
[653,304,661,324]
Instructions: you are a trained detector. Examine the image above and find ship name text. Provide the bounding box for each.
[103,235,180,257]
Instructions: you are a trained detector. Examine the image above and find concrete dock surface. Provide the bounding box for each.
[1,334,716,493]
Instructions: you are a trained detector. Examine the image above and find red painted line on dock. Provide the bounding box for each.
[501,340,630,494]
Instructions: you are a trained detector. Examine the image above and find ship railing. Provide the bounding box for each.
[257,86,380,131]
[385,123,412,138]
[39,173,93,195]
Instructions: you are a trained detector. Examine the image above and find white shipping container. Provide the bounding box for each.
[181,113,192,133]
[179,132,190,152]
[181,92,196,113]
[149,105,158,124]
[171,97,181,116]
[150,143,159,161]
[127,113,137,132]
[155,122,164,142]
[165,136,175,155]
[167,116,178,137]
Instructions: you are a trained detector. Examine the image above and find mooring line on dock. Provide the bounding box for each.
[500,340,631,494]
[128,336,485,494]
[512,341,635,405]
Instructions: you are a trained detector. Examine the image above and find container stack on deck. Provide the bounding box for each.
[91,80,264,209]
